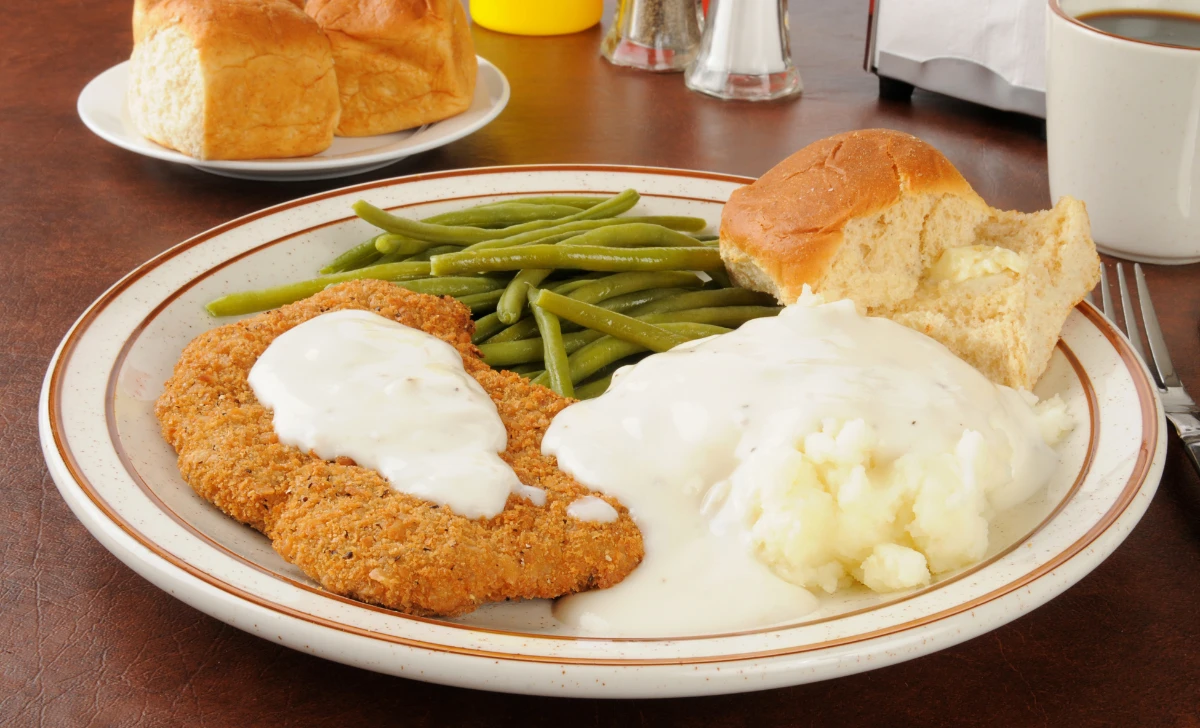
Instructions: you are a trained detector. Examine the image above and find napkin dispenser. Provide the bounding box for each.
[864,0,1047,118]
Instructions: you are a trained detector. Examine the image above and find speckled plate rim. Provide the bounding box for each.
[77,58,510,181]
[38,165,1166,697]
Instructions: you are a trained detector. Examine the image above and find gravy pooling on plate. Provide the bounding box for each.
[544,293,1072,637]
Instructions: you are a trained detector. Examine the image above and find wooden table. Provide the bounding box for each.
[4,1,1199,724]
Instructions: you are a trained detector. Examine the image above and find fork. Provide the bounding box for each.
[1096,262,1200,477]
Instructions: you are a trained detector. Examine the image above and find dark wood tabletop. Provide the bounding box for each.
[4,1,1200,725]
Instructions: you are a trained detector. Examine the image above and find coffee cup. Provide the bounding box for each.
[1047,0,1200,264]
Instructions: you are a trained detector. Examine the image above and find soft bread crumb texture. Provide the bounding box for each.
[307,0,478,136]
[154,280,643,617]
[719,129,1101,390]
[129,0,340,160]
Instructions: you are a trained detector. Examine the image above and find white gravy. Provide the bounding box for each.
[248,309,523,519]
[543,298,1058,637]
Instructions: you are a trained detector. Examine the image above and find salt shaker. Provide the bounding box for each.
[684,0,802,100]
[600,0,703,72]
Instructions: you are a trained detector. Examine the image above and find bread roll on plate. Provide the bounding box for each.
[306,0,478,137]
[132,0,305,43]
[719,129,1101,390]
[128,0,340,160]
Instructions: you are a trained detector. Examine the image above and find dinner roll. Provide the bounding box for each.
[719,129,1100,389]
[128,0,340,160]
[306,0,478,137]
[132,0,305,43]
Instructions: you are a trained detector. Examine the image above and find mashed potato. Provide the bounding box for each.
[723,400,1071,594]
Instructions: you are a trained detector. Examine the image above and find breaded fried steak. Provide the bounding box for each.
[155,279,643,617]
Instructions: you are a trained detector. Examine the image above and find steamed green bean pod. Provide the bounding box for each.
[455,289,505,315]
[404,244,461,262]
[352,190,639,245]
[496,269,551,324]
[573,374,614,400]
[566,271,704,305]
[559,223,711,249]
[431,245,724,276]
[471,311,510,344]
[422,203,583,228]
[462,216,708,252]
[503,363,546,377]
[320,236,385,274]
[324,195,585,271]
[486,196,607,209]
[628,288,776,316]
[639,306,783,328]
[483,272,701,343]
[477,329,605,367]
[531,289,688,353]
[527,288,573,397]
[205,261,432,317]
[534,323,731,386]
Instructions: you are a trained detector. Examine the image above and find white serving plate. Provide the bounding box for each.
[39,165,1165,697]
[77,58,510,181]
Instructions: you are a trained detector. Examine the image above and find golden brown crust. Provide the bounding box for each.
[155,280,643,617]
[133,0,305,44]
[306,0,477,136]
[138,0,340,160]
[719,129,982,295]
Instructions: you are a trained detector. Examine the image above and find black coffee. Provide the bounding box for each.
[1078,10,1200,49]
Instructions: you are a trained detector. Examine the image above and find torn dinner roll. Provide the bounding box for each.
[719,129,1100,389]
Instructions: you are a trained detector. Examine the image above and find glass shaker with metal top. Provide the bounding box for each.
[600,0,704,72]
[685,0,802,100]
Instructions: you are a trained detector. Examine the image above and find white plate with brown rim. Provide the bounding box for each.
[77,58,510,182]
[38,165,1166,698]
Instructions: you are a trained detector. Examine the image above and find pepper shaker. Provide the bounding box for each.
[684,0,802,100]
[600,0,703,72]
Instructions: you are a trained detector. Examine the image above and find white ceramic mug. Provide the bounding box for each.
[1047,0,1200,263]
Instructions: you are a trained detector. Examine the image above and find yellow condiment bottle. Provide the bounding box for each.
[470,0,603,36]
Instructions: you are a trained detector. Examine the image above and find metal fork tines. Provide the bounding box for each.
[1097,262,1200,476]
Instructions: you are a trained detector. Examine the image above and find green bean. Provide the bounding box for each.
[352,190,639,244]
[559,223,710,249]
[597,287,690,315]
[487,196,607,209]
[693,234,720,242]
[482,275,625,344]
[405,244,460,262]
[482,272,677,344]
[455,289,505,315]
[374,234,452,255]
[463,216,707,252]
[628,288,776,316]
[503,363,546,376]
[557,323,731,384]
[472,312,509,344]
[393,277,504,297]
[497,269,551,324]
[431,245,724,276]
[477,330,605,367]
[640,306,783,328]
[573,374,614,400]
[550,277,606,296]
[320,236,385,274]
[423,203,582,228]
[706,267,733,288]
[567,271,704,305]
[205,261,432,317]
[485,280,695,344]
[527,288,573,397]
[531,289,687,352]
